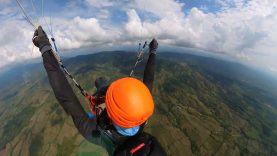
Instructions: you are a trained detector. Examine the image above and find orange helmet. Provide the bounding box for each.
[105,77,154,128]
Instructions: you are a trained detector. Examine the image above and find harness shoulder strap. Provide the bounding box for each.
[114,132,167,156]
[113,132,153,156]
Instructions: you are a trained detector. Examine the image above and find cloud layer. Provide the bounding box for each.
[0,0,277,71]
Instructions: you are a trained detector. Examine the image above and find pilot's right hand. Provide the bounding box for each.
[149,38,158,54]
[32,26,52,54]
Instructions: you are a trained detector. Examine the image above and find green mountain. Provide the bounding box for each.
[0,51,276,156]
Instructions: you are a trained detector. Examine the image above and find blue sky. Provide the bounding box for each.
[0,0,277,73]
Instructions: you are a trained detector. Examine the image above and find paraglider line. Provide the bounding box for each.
[30,0,39,24]
[15,0,36,28]
[41,0,52,37]
[129,41,148,77]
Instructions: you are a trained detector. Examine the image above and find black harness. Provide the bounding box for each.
[88,78,165,156]
[97,110,156,156]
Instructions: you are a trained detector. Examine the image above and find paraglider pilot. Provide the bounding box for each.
[33,26,166,156]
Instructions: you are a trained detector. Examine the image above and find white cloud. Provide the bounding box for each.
[0,0,10,4]
[122,0,277,69]
[50,16,120,50]
[0,7,13,16]
[125,9,147,38]
[0,19,40,68]
[96,10,111,20]
[85,0,114,8]
[0,0,277,72]
[131,0,185,18]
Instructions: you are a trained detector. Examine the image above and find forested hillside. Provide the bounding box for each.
[0,52,276,156]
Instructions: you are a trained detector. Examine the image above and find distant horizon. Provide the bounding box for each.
[1,49,277,82]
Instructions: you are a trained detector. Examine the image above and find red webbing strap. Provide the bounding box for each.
[85,95,106,116]
[85,96,96,115]
[130,143,145,154]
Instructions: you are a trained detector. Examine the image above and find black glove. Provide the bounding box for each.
[95,77,108,90]
[149,38,158,54]
[32,26,52,54]
[94,77,109,97]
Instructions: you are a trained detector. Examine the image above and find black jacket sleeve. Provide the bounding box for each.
[143,53,156,92]
[42,50,97,139]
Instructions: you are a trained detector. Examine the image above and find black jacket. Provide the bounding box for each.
[42,50,166,156]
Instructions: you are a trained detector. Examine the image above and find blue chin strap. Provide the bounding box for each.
[113,123,140,136]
